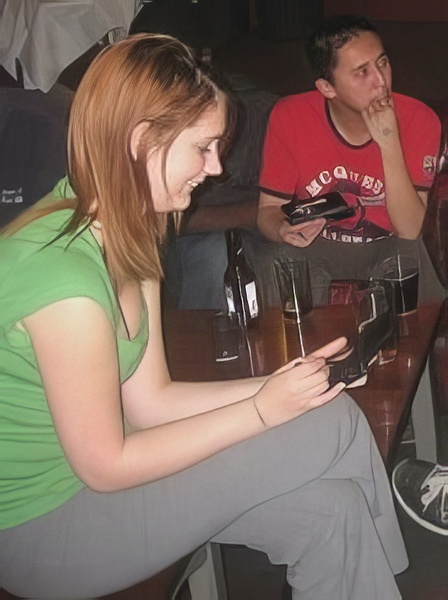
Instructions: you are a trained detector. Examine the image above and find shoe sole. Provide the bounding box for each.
[392,462,448,536]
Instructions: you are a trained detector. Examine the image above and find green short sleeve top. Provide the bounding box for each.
[0,208,149,528]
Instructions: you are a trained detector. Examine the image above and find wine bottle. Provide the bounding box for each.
[224,229,260,327]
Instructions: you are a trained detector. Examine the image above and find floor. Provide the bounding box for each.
[2,14,448,600]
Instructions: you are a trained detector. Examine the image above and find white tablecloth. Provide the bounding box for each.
[0,0,140,92]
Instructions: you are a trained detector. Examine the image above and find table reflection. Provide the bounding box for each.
[164,303,442,464]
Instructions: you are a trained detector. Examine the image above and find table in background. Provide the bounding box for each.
[163,303,443,465]
[0,0,140,92]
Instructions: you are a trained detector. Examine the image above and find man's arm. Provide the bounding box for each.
[257,190,326,247]
[181,198,258,234]
[362,98,430,239]
[381,144,427,239]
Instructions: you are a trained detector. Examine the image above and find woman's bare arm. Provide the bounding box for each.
[23,292,345,493]
[121,279,267,430]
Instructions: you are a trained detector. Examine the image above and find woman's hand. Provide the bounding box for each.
[253,337,348,428]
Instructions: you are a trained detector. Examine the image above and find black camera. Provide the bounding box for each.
[281,191,357,226]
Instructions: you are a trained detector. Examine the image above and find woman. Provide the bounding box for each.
[0,34,407,599]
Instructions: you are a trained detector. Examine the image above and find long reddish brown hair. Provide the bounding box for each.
[70,34,235,287]
[4,34,234,288]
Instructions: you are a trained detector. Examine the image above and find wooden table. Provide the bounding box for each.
[163,303,443,465]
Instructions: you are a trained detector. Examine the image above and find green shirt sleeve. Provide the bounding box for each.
[53,176,76,199]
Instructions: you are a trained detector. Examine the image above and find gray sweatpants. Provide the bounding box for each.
[0,394,408,599]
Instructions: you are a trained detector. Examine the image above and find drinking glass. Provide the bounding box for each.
[372,254,419,315]
[275,256,313,357]
[275,256,313,319]
[328,278,397,368]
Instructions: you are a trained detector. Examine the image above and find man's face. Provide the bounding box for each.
[324,31,392,114]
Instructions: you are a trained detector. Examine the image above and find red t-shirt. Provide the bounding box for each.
[259,91,441,242]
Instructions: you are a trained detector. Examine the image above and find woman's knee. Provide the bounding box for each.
[303,391,365,443]
[319,478,366,517]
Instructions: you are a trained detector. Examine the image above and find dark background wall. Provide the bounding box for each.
[3,1,447,106]
[211,1,448,104]
[324,0,448,21]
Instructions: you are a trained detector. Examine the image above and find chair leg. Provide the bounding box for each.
[0,556,192,600]
[413,359,438,462]
[170,542,228,600]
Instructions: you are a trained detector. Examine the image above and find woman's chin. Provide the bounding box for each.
[176,196,192,212]
[154,195,191,214]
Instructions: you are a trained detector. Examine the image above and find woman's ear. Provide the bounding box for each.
[130,121,150,161]
[315,78,336,100]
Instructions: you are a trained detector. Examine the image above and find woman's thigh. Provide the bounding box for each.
[0,393,405,598]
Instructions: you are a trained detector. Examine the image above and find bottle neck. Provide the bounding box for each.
[226,229,243,264]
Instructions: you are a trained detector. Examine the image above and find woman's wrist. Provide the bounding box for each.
[253,397,268,428]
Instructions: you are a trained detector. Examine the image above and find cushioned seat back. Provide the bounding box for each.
[422,102,448,289]
[0,85,73,227]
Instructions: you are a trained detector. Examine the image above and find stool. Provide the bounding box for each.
[0,554,192,600]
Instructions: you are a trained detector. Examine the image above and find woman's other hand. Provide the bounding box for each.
[253,337,348,427]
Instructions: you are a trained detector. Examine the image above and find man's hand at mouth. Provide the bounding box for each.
[362,95,399,148]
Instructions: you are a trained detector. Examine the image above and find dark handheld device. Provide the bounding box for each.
[281,191,357,226]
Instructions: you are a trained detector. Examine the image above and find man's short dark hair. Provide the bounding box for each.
[306,15,379,84]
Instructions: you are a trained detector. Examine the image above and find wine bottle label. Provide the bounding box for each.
[245,281,259,318]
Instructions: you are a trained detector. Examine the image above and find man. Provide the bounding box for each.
[251,14,443,307]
